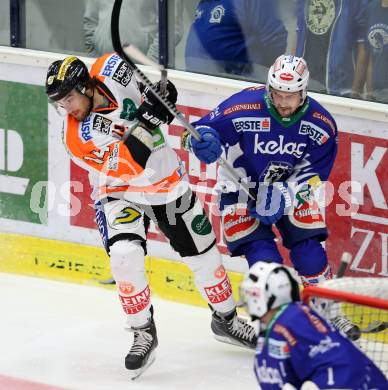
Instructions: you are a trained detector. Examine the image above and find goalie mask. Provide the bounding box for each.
[266,55,309,105]
[240,262,300,320]
[45,56,90,102]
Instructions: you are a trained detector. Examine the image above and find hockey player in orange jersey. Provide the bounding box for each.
[45,54,256,378]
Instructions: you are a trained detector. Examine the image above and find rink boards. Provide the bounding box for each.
[0,47,387,283]
[0,231,243,307]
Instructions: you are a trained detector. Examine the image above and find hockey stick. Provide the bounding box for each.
[360,321,388,334]
[111,0,255,200]
[336,252,352,278]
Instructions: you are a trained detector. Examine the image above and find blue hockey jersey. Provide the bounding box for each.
[254,302,387,389]
[193,87,338,191]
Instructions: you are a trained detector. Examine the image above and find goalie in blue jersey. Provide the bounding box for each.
[239,261,387,389]
[182,54,361,338]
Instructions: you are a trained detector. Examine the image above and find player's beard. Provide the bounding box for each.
[276,105,297,118]
[72,97,93,121]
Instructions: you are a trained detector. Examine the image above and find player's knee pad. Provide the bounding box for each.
[290,238,333,286]
[242,239,283,267]
[109,239,145,282]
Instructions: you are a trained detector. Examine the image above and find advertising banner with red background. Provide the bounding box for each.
[70,104,388,277]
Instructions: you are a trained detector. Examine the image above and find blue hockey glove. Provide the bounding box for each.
[248,182,290,225]
[191,125,222,164]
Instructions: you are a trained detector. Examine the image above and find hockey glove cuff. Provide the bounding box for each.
[136,80,178,130]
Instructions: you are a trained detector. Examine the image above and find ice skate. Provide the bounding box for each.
[125,316,158,380]
[331,315,361,341]
[211,309,257,349]
[310,298,361,341]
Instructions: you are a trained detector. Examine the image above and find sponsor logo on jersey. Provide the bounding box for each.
[119,285,150,314]
[93,114,112,135]
[254,134,306,158]
[107,143,119,171]
[273,324,297,346]
[299,121,330,145]
[79,114,92,143]
[262,162,292,183]
[152,127,166,150]
[268,338,290,359]
[102,54,121,77]
[292,184,325,227]
[205,276,232,303]
[244,85,265,92]
[301,306,328,333]
[223,103,261,115]
[120,98,137,121]
[223,206,259,242]
[308,336,340,358]
[255,359,284,386]
[312,111,336,133]
[191,213,212,235]
[209,5,225,23]
[112,61,133,86]
[232,117,270,132]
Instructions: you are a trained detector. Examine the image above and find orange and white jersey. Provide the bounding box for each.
[62,53,189,205]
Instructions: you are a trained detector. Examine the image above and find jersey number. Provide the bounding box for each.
[84,146,110,164]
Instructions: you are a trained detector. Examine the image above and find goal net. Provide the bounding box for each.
[302,277,388,378]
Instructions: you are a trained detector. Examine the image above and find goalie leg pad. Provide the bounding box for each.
[184,245,236,314]
[110,240,152,328]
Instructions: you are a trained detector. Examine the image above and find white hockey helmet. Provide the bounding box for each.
[266,55,310,102]
[240,262,300,319]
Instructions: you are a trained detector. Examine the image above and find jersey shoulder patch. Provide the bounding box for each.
[91,53,133,87]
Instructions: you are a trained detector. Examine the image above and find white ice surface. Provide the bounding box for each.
[0,273,257,390]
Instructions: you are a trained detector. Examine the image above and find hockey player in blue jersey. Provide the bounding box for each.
[183,55,335,285]
[239,261,387,389]
[182,54,361,339]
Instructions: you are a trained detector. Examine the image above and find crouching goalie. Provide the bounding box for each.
[240,261,387,389]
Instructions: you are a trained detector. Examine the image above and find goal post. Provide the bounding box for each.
[302,277,388,378]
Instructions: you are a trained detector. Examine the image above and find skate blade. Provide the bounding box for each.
[129,351,156,381]
[213,334,255,350]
